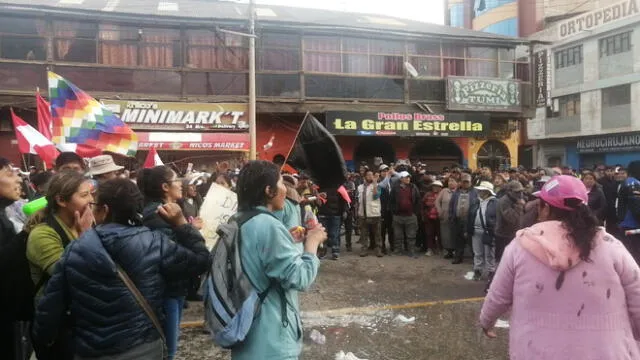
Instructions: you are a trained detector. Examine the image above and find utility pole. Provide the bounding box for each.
[248,0,257,160]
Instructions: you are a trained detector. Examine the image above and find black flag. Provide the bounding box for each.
[285,113,347,189]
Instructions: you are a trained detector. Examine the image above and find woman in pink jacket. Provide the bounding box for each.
[480,175,640,360]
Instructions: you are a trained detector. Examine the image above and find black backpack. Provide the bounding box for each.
[1,215,71,322]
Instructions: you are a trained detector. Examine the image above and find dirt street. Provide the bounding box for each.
[179,250,510,360]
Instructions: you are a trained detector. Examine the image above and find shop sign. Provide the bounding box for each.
[325,111,489,137]
[558,0,639,40]
[101,100,248,131]
[576,133,640,153]
[446,78,521,112]
[535,50,548,108]
[137,132,249,151]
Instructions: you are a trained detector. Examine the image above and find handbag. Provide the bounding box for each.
[114,264,168,359]
[478,202,494,246]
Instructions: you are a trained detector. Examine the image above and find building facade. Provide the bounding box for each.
[445,0,598,37]
[0,0,534,171]
[528,0,640,169]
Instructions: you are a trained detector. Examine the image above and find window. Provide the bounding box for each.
[187,30,248,70]
[602,84,631,107]
[258,32,300,71]
[442,44,465,76]
[557,94,581,117]
[408,41,441,77]
[303,36,403,76]
[466,47,498,77]
[98,24,180,67]
[554,45,583,69]
[481,18,518,37]
[449,4,464,28]
[599,32,632,57]
[0,16,46,61]
[53,21,98,63]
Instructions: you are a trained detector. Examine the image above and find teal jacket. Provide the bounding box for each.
[232,206,320,360]
[274,198,303,252]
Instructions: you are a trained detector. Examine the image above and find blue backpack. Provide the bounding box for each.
[204,209,288,349]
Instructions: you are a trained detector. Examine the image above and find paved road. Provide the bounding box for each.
[179,250,510,360]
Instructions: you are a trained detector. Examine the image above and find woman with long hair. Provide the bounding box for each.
[137,166,208,360]
[26,170,95,359]
[32,179,209,359]
[231,160,326,360]
[480,175,640,359]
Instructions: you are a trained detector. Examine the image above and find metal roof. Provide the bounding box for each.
[0,0,527,45]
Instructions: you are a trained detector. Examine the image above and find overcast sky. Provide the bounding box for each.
[256,0,445,24]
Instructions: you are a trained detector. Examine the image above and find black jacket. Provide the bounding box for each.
[587,185,607,224]
[142,201,209,297]
[599,177,619,223]
[388,182,421,216]
[32,223,210,357]
[317,188,346,217]
[467,197,498,236]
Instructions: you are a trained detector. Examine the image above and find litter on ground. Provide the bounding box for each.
[335,351,369,360]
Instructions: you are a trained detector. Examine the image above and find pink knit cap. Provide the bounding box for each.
[536,175,588,211]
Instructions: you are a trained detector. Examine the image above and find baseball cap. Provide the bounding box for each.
[379,164,389,171]
[535,175,588,211]
[398,171,411,178]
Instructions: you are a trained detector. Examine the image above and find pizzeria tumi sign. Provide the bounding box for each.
[101,100,249,131]
[446,78,521,112]
[558,0,639,40]
[325,111,489,137]
[535,50,549,108]
[576,133,640,153]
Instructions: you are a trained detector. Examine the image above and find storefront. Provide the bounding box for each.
[102,100,250,171]
[569,132,640,168]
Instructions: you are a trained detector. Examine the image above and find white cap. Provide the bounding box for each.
[399,171,411,178]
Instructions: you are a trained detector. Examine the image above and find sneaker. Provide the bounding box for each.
[425,250,433,257]
[473,270,482,281]
[332,253,340,260]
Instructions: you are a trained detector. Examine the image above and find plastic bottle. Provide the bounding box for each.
[303,205,322,249]
[22,196,47,216]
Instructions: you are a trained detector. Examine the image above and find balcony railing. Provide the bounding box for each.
[546,115,581,135]
[601,104,631,129]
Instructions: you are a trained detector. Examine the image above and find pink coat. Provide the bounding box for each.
[480,220,640,360]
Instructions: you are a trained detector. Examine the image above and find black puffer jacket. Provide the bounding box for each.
[32,223,210,357]
[143,201,206,297]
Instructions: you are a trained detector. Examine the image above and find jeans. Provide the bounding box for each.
[163,296,185,360]
[319,215,342,254]
[472,229,496,273]
[392,214,418,252]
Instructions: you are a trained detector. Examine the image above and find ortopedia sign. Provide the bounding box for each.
[576,133,640,153]
[325,111,489,137]
[137,132,249,151]
[447,78,521,112]
[558,0,639,40]
[101,100,249,131]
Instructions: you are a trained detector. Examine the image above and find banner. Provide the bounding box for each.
[199,183,238,249]
[447,78,521,112]
[136,132,249,151]
[535,50,548,108]
[576,132,640,153]
[558,0,639,40]
[102,100,249,131]
[325,111,490,137]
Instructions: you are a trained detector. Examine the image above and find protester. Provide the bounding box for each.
[215,173,233,190]
[0,157,24,359]
[449,173,477,264]
[493,174,507,198]
[378,164,395,253]
[600,166,620,235]
[317,187,346,260]
[32,179,209,359]
[436,177,457,259]
[494,181,525,263]
[357,170,383,257]
[480,175,640,359]
[422,180,443,256]
[343,174,357,252]
[138,165,207,360]
[231,160,327,360]
[617,161,640,263]
[582,172,606,224]
[31,170,54,199]
[468,181,497,288]
[88,154,124,183]
[54,152,86,173]
[180,179,203,221]
[389,171,421,257]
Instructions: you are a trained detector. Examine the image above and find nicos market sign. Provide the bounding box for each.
[447,78,521,112]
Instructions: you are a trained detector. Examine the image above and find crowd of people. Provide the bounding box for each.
[4,149,640,359]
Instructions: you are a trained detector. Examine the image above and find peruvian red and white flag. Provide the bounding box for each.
[11,109,59,168]
[143,147,164,169]
[36,92,53,140]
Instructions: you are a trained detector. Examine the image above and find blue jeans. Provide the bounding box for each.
[319,215,341,254]
[163,296,185,360]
